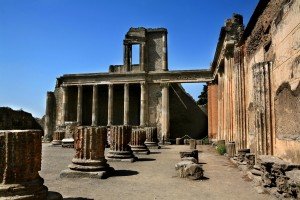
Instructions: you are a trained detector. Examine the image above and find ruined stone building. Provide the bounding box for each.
[45,28,210,142]
[207,0,300,163]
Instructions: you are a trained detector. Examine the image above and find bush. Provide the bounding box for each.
[216,144,226,155]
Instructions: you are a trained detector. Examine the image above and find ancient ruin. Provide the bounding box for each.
[0,130,62,200]
[44,28,209,144]
[130,128,150,154]
[60,126,114,178]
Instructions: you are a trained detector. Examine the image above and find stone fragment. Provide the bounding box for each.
[130,128,150,155]
[181,157,198,163]
[176,138,183,145]
[189,139,196,149]
[175,161,204,180]
[179,150,198,163]
[60,126,114,179]
[107,125,137,162]
[0,130,62,200]
[144,127,161,149]
[226,141,236,157]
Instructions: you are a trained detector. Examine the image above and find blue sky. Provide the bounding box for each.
[0,0,259,117]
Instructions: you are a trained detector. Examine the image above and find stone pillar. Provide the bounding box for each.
[140,82,147,127]
[124,83,129,125]
[44,91,55,141]
[162,32,168,71]
[226,141,236,158]
[52,130,65,146]
[189,139,196,149]
[130,128,150,154]
[107,84,114,126]
[144,127,161,149]
[61,86,68,125]
[124,44,130,71]
[0,130,62,200]
[161,83,170,143]
[107,125,136,162]
[140,42,146,71]
[60,126,114,179]
[77,85,83,125]
[92,85,98,126]
[62,122,77,148]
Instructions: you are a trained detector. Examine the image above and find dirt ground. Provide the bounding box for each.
[41,144,274,200]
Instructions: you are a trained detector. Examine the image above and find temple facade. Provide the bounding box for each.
[45,28,210,142]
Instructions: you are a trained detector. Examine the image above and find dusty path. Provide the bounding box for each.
[41,144,274,200]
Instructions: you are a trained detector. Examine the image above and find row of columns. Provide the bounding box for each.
[61,83,170,140]
[62,82,170,139]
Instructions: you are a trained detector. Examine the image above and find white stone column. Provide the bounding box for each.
[107,84,114,126]
[140,82,147,127]
[92,85,98,126]
[61,86,68,124]
[161,83,170,141]
[77,85,83,125]
[124,83,130,125]
[162,32,168,71]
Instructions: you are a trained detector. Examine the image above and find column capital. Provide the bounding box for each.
[160,82,170,88]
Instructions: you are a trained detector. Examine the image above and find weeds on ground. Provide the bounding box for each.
[216,144,226,155]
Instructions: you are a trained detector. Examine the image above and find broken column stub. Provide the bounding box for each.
[62,121,77,148]
[106,125,137,162]
[130,128,150,155]
[60,126,114,179]
[52,130,65,146]
[175,160,204,180]
[189,139,196,149]
[144,127,161,149]
[0,130,62,200]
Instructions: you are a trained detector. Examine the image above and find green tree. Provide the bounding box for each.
[197,85,207,105]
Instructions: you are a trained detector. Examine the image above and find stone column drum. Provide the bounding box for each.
[144,127,161,149]
[106,125,136,162]
[52,130,65,146]
[60,126,114,179]
[0,130,62,200]
[130,128,150,155]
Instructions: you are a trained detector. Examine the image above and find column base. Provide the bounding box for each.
[51,140,62,146]
[61,138,74,148]
[130,145,150,155]
[145,142,161,149]
[60,167,114,179]
[0,177,63,200]
[106,150,137,162]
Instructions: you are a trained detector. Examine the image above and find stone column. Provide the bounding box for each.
[0,130,62,200]
[140,82,147,127]
[130,128,150,154]
[92,85,98,126]
[44,91,55,141]
[107,84,114,126]
[140,42,146,71]
[77,85,83,125]
[61,86,68,125]
[162,32,168,71]
[107,125,136,162]
[124,83,129,125]
[161,83,170,143]
[144,127,161,149]
[60,126,114,179]
[52,130,65,146]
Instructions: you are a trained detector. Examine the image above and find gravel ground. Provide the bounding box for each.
[41,144,274,200]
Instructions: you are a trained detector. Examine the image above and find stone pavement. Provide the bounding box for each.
[41,144,275,200]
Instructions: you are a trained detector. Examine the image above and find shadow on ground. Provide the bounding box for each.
[137,158,156,162]
[64,198,93,200]
[112,170,139,177]
[149,152,161,154]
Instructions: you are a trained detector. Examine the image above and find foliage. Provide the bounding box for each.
[197,85,207,105]
[216,144,226,155]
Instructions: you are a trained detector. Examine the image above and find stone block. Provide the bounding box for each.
[179,150,198,163]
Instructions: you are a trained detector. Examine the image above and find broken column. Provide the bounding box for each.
[52,130,65,146]
[62,121,77,148]
[106,125,136,162]
[0,130,62,200]
[60,126,114,179]
[189,139,196,149]
[226,141,236,157]
[144,127,161,149]
[130,128,150,155]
